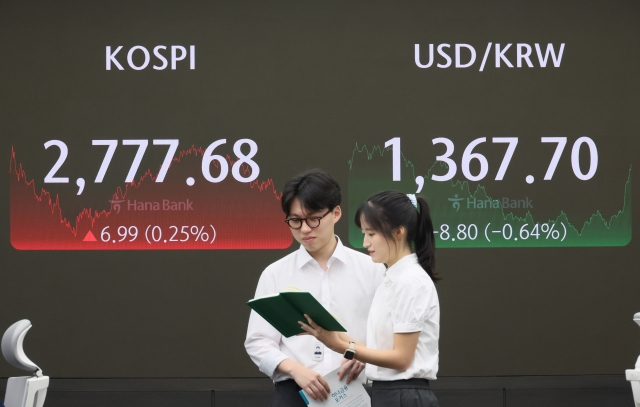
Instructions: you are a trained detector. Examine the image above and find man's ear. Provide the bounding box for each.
[332,205,342,223]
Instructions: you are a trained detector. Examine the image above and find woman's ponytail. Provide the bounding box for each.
[415,196,439,283]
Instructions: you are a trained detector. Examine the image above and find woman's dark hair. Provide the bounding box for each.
[355,190,439,282]
[281,169,341,216]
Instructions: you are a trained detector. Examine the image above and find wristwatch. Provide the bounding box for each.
[344,341,356,360]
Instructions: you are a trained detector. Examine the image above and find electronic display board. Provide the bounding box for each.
[0,1,638,378]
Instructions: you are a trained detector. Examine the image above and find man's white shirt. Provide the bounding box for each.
[245,237,384,382]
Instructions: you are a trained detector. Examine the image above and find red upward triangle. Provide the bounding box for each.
[83,230,97,242]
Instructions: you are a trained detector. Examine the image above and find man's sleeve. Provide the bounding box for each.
[244,269,289,379]
[373,262,386,289]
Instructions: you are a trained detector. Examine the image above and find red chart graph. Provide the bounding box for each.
[10,147,293,250]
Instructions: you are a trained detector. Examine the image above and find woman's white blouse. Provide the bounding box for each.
[365,253,440,381]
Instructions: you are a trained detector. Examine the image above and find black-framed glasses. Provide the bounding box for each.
[285,209,332,229]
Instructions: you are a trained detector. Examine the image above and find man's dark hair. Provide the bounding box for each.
[281,169,341,216]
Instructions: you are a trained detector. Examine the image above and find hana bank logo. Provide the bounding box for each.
[109,199,125,214]
[448,195,465,212]
[109,199,194,213]
[448,195,533,211]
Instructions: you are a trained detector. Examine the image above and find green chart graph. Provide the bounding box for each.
[347,143,632,248]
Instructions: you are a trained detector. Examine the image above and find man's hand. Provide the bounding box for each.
[338,358,365,384]
[279,360,330,401]
[291,364,331,401]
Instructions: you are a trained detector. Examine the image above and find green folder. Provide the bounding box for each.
[247,291,346,338]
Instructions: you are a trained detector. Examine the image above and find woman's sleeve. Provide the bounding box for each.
[391,276,433,333]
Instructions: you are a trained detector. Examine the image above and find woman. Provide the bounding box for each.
[300,191,440,407]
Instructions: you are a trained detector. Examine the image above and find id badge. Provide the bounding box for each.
[312,341,324,361]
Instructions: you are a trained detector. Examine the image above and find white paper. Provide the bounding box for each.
[299,366,371,407]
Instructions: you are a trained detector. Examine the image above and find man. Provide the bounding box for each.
[245,169,384,407]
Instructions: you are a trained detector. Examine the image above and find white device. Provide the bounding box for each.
[1,320,49,407]
[626,312,640,407]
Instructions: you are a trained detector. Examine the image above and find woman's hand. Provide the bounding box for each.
[339,358,366,384]
[299,315,347,354]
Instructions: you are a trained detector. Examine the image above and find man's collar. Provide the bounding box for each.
[296,236,347,269]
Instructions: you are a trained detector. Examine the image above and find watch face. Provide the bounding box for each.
[344,350,355,360]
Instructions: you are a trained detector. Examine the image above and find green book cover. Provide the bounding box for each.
[247,290,346,338]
